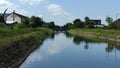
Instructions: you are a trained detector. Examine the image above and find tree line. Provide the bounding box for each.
[65,16,98,30]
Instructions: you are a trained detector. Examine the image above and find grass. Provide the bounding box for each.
[68,28,120,39]
[0,27,53,45]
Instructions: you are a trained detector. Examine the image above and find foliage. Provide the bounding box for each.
[84,16,90,25]
[47,21,55,29]
[87,22,94,29]
[109,22,120,29]
[66,23,74,30]
[30,16,43,28]
[73,19,85,28]
[106,16,113,26]
[22,17,30,27]
[12,24,24,31]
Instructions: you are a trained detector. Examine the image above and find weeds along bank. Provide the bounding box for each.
[0,27,53,45]
[68,28,120,43]
[0,27,52,68]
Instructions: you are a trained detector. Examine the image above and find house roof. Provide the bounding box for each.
[6,12,27,18]
[114,18,120,24]
[0,12,27,18]
[13,12,26,18]
[0,13,10,18]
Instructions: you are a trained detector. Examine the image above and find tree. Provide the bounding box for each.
[106,16,113,26]
[88,22,94,29]
[48,21,55,29]
[73,19,85,28]
[30,16,43,28]
[22,17,30,27]
[84,16,90,25]
[66,23,74,30]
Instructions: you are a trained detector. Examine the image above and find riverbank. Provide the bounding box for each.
[68,28,120,43]
[0,27,52,45]
[0,27,53,68]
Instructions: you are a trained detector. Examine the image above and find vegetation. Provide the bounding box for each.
[106,16,113,26]
[68,28,120,39]
[0,26,52,45]
[73,19,85,28]
[65,16,98,30]
[0,14,55,45]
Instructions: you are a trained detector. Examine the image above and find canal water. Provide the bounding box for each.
[20,32,120,68]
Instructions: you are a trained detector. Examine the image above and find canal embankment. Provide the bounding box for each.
[68,28,120,44]
[0,27,53,68]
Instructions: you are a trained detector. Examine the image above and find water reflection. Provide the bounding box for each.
[84,42,89,50]
[105,45,114,53]
[66,32,73,38]
[49,33,55,39]
[20,32,120,68]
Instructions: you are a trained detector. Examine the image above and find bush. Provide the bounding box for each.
[12,24,24,31]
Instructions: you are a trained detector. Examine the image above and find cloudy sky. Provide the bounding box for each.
[0,0,120,25]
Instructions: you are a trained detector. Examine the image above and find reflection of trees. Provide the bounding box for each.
[84,42,89,49]
[73,36,84,45]
[49,33,55,39]
[105,44,114,53]
[66,32,72,38]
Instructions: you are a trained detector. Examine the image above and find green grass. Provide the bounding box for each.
[68,28,120,39]
[0,27,53,45]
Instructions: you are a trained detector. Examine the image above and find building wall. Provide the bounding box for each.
[6,13,21,23]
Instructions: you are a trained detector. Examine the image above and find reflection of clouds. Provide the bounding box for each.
[24,52,42,64]
[48,43,64,55]
[47,36,73,55]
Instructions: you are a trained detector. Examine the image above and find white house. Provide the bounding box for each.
[5,11,26,24]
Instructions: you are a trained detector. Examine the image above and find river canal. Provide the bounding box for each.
[20,32,120,68]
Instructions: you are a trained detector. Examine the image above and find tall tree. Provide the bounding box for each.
[106,16,113,25]
[73,18,85,28]
[84,16,90,25]
[48,21,55,29]
[30,16,43,27]
[22,17,30,27]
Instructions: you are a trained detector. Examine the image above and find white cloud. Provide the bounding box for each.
[47,4,71,17]
[0,0,14,13]
[19,0,44,5]
[17,9,29,16]
[47,4,76,24]
[0,0,29,16]
[0,0,13,7]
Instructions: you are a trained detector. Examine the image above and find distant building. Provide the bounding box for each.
[89,19,101,25]
[89,19,104,28]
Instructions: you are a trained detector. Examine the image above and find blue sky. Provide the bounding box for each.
[0,0,120,25]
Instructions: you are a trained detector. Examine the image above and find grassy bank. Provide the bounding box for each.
[68,28,120,42]
[0,27,53,68]
[0,27,53,45]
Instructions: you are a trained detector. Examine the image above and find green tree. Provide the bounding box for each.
[66,23,74,30]
[106,16,113,26]
[48,21,55,29]
[73,19,85,28]
[84,16,90,25]
[30,16,43,28]
[22,17,30,27]
[88,22,94,29]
